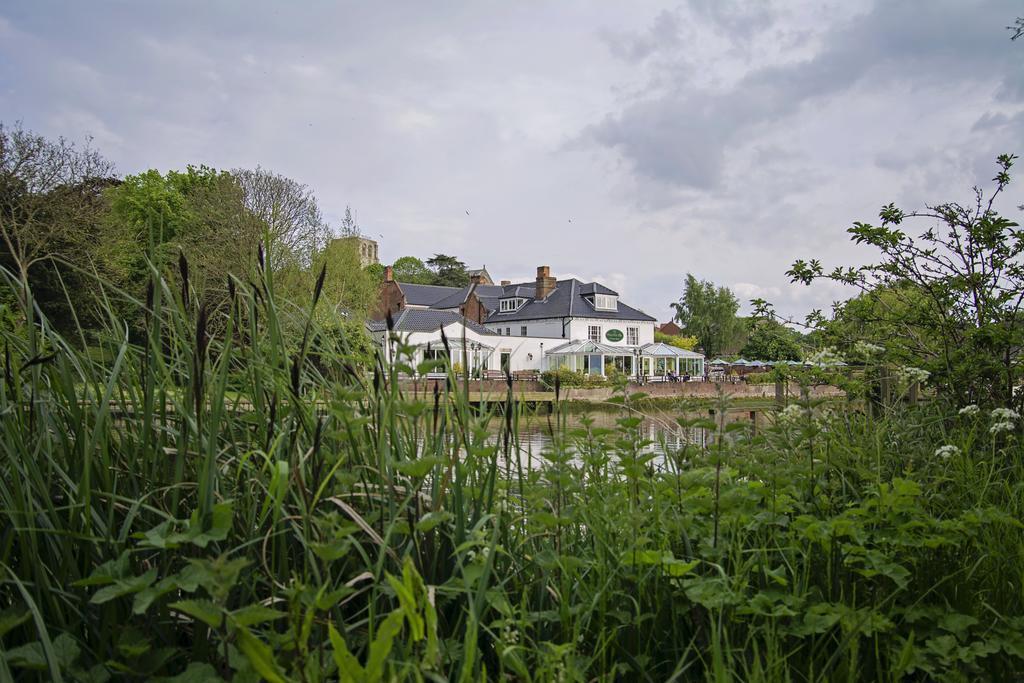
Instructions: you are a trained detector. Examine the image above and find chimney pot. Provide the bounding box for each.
[385,265,394,282]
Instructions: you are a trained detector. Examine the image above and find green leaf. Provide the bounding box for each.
[233,625,286,683]
[393,457,441,479]
[366,610,405,681]
[230,605,287,627]
[91,568,157,605]
[155,662,225,682]
[328,623,365,683]
[117,627,152,658]
[4,642,46,670]
[170,600,223,629]
[0,605,31,637]
[415,511,453,533]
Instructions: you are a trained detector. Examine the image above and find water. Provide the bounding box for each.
[489,408,760,463]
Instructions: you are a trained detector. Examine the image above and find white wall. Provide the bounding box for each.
[566,318,655,347]
[373,324,562,374]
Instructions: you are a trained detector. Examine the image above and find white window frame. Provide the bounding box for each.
[520,325,527,337]
[627,327,638,346]
[499,298,523,313]
[506,327,511,336]
[594,294,618,311]
[588,325,601,343]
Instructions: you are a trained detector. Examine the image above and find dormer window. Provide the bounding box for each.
[594,294,618,311]
[499,297,525,313]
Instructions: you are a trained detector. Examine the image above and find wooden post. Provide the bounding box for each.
[775,379,785,407]
[749,410,757,435]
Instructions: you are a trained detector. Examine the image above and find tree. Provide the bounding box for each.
[232,167,331,268]
[786,155,1024,407]
[307,238,378,320]
[392,256,434,284]
[102,166,262,322]
[740,319,804,361]
[0,122,116,332]
[817,282,942,368]
[426,254,469,287]
[670,274,743,358]
[654,331,699,350]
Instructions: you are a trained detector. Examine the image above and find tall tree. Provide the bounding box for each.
[670,274,743,358]
[392,256,433,284]
[232,167,331,268]
[0,123,116,331]
[102,166,261,321]
[740,318,804,361]
[427,253,469,287]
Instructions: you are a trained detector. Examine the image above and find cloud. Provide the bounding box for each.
[585,0,1024,191]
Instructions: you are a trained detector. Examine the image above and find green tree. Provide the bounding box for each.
[426,253,469,287]
[654,331,699,350]
[0,122,117,334]
[102,166,262,323]
[308,238,378,320]
[740,319,804,361]
[818,282,942,367]
[787,154,1024,407]
[391,256,433,284]
[670,274,743,358]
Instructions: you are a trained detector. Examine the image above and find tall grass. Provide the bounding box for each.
[0,260,1022,682]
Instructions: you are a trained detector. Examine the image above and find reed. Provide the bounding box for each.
[0,260,1021,682]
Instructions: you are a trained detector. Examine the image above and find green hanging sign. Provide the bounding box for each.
[605,329,624,342]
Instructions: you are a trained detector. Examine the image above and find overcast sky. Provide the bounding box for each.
[2,1,1023,323]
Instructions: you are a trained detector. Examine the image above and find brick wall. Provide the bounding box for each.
[373,281,406,321]
[461,291,491,324]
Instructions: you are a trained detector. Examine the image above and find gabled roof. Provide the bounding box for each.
[366,308,496,336]
[396,283,460,307]
[430,283,505,310]
[481,278,656,323]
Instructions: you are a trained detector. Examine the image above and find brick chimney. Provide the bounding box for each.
[500,280,511,286]
[469,273,484,285]
[385,265,394,282]
[535,266,556,300]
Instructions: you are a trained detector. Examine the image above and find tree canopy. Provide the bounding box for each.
[670,274,744,358]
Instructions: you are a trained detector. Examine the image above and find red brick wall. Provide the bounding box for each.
[373,281,406,321]
[461,291,491,324]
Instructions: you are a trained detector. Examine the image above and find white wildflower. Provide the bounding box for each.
[807,347,844,366]
[777,404,807,427]
[958,404,980,417]
[990,407,1020,422]
[897,366,930,384]
[934,445,960,459]
[990,421,1015,435]
[853,341,885,357]
[501,624,519,645]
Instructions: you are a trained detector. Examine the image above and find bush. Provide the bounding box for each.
[541,366,608,389]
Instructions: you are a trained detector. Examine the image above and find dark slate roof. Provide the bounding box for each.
[366,308,496,335]
[397,283,460,306]
[579,282,616,296]
[482,279,656,323]
[430,283,506,310]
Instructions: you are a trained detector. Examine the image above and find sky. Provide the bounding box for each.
[2,0,1023,323]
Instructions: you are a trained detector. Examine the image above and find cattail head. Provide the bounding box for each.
[178,251,190,309]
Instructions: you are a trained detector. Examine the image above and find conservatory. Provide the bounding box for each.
[545,340,705,380]
[638,342,705,380]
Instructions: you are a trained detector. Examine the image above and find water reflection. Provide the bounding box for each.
[489,408,758,462]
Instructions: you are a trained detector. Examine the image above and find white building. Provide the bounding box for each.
[371,265,704,380]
